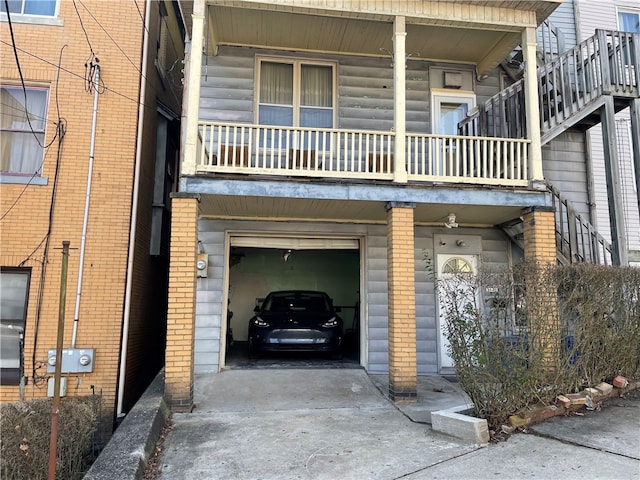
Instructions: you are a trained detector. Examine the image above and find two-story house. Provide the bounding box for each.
[163,0,639,410]
[0,0,185,434]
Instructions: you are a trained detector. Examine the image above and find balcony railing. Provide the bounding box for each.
[197,122,530,187]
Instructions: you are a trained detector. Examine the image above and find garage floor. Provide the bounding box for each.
[225,341,360,369]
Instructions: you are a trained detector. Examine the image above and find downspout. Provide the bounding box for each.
[116,0,151,417]
[70,63,100,348]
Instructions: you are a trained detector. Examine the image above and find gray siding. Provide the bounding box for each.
[542,129,591,218]
[195,218,514,375]
[574,0,640,251]
[201,46,476,135]
[547,0,578,51]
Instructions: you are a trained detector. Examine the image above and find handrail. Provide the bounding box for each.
[546,181,612,265]
[459,30,639,143]
[537,19,565,65]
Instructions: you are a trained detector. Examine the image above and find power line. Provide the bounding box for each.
[1,45,68,222]
[77,0,144,77]
[0,40,148,107]
[2,0,58,149]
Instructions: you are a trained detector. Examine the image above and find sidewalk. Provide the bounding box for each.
[153,369,639,480]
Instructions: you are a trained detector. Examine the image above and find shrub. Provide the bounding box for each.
[0,395,101,480]
[437,262,640,431]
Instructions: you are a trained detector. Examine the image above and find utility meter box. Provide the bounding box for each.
[47,377,68,397]
[47,348,95,373]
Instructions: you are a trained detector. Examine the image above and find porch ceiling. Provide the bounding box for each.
[201,1,560,75]
[198,193,525,227]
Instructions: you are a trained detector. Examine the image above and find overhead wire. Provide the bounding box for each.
[0,40,148,107]
[1,45,68,223]
[2,0,59,149]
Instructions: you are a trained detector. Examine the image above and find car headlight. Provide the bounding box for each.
[322,317,339,328]
[252,316,270,327]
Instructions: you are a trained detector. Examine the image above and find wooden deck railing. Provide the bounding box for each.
[459,29,639,142]
[197,122,531,187]
[547,182,612,265]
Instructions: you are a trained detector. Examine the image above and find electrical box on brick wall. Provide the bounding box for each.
[47,377,68,397]
[47,348,95,373]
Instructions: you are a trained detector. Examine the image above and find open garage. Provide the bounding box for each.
[224,236,361,368]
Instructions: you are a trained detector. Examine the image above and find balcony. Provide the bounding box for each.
[195,122,531,188]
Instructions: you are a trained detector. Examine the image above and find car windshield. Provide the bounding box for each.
[263,292,331,313]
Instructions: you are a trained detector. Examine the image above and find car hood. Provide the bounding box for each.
[256,311,340,327]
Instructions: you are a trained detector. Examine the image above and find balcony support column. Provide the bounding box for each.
[601,96,628,266]
[393,16,408,183]
[630,98,640,230]
[386,201,417,403]
[182,0,206,176]
[522,27,543,185]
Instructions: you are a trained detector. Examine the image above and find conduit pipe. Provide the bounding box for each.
[117,0,151,417]
[71,63,100,347]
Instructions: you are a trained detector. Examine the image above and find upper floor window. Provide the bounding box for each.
[618,10,640,33]
[257,58,335,129]
[1,0,57,16]
[0,85,48,176]
[0,268,30,385]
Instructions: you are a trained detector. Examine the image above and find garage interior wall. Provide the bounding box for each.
[228,248,359,342]
[195,219,516,375]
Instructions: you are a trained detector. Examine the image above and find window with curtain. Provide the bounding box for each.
[258,59,334,129]
[0,268,30,385]
[1,0,57,16]
[0,85,48,175]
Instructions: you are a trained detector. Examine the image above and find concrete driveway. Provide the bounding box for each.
[155,369,640,480]
[157,368,477,479]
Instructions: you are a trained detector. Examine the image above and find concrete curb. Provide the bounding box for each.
[431,404,490,444]
[84,371,169,480]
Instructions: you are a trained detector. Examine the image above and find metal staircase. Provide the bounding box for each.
[460,29,639,264]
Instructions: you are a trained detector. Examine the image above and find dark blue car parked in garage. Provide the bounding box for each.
[248,290,343,357]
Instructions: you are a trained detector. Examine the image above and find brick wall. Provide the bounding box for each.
[0,1,169,422]
[521,207,561,368]
[164,195,200,411]
[386,203,417,402]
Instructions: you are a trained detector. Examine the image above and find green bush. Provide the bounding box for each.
[0,395,101,480]
[437,262,640,431]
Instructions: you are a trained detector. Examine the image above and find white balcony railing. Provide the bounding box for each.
[197,122,530,186]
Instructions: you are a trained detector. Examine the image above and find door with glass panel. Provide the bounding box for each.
[436,254,478,370]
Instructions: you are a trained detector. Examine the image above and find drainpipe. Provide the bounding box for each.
[70,63,100,348]
[116,0,151,417]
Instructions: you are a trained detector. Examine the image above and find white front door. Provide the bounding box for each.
[436,254,478,370]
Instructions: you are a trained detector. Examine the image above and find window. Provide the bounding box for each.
[1,0,57,16]
[0,268,30,385]
[618,10,640,34]
[257,58,334,129]
[431,90,476,135]
[0,85,48,175]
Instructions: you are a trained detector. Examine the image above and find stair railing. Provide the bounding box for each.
[547,181,612,265]
[537,19,565,65]
[459,30,639,142]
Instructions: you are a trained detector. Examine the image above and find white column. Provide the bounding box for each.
[393,16,408,183]
[182,0,206,175]
[522,27,543,185]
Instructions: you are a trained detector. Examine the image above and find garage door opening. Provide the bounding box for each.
[225,242,361,368]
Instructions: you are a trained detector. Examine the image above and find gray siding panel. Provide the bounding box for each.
[195,219,514,375]
[547,0,578,50]
[542,129,590,218]
[200,47,443,135]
